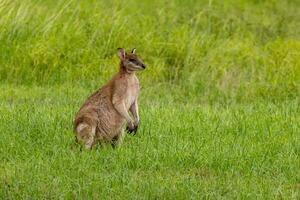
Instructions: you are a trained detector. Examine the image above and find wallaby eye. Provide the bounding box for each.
[129,58,135,62]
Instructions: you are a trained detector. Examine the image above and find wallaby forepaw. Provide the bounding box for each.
[126,125,134,134]
[126,124,138,135]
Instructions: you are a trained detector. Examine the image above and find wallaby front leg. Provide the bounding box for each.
[112,100,134,130]
[129,100,139,134]
[130,100,139,126]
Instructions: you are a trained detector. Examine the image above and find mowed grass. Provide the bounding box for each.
[0,0,300,199]
[0,85,299,199]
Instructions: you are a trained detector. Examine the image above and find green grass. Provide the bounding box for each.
[0,0,300,199]
[0,85,299,199]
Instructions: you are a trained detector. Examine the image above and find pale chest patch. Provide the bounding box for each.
[126,92,136,109]
[125,77,139,109]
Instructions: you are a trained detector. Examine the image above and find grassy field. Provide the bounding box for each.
[0,0,300,199]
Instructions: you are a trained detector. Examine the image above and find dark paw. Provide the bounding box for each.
[126,124,138,135]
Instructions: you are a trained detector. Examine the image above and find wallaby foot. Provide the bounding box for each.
[111,130,124,148]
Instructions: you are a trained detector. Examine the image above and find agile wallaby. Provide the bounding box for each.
[73,48,146,149]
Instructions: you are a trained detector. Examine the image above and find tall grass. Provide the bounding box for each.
[0,0,299,101]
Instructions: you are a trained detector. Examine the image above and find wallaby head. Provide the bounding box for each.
[118,48,146,73]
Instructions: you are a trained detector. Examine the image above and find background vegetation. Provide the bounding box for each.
[0,0,299,199]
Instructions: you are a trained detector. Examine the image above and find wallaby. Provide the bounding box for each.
[73,48,146,149]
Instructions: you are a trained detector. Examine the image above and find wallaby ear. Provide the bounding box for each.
[117,48,126,60]
[131,48,136,54]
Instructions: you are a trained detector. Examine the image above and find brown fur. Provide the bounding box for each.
[73,48,146,149]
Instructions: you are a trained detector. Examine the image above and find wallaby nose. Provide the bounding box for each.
[142,64,146,69]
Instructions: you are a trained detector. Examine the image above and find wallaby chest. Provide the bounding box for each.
[124,75,139,109]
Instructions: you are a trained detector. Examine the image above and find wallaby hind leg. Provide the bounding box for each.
[111,129,125,149]
[76,123,96,150]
